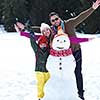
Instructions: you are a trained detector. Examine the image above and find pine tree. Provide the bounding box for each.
[0,0,4,24]
[2,0,29,32]
[1,0,100,33]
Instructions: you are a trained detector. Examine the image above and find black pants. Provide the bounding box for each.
[73,48,84,96]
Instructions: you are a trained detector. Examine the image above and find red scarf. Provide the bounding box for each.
[50,48,72,57]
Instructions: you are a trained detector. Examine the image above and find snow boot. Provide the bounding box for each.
[79,95,85,100]
[78,90,85,100]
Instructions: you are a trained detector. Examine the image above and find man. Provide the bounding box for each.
[48,0,100,100]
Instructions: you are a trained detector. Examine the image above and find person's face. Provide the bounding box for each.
[50,15,61,27]
[39,43,47,48]
[41,28,51,37]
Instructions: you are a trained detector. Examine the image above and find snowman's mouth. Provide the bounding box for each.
[57,47,64,49]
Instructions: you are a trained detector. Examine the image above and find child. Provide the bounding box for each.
[15,23,52,100]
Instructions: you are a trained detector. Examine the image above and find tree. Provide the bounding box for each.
[0,0,4,24]
[2,0,29,32]
[77,0,100,34]
[1,0,100,33]
[28,0,83,25]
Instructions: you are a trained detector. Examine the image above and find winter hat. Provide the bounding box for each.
[38,35,48,47]
[40,23,51,32]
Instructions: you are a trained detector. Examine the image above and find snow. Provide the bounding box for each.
[0,26,100,100]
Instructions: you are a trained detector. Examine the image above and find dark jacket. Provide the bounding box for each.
[30,34,50,72]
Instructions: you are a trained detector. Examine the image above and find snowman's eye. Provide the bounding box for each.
[57,40,59,42]
[64,40,66,42]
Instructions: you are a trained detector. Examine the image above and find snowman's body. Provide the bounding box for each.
[43,32,81,100]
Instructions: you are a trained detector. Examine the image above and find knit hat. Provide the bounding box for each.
[40,23,51,32]
[38,35,48,47]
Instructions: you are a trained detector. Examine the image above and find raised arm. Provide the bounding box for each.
[14,22,41,40]
[30,34,39,53]
[15,22,40,33]
[66,0,100,27]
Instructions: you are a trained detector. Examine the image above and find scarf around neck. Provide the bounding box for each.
[50,48,72,57]
[52,20,65,34]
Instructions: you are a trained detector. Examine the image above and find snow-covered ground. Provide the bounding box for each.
[0,27,100,100]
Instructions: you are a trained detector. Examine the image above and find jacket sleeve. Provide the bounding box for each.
[20,31,41,40]
[66,7,95,28]
[30,33,39,53]
[69,36,89,44]
[20,31,30,38]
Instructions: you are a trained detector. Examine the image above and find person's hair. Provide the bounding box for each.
[49,12,59,18]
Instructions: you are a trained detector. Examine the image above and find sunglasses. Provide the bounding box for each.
[51,18,59,22]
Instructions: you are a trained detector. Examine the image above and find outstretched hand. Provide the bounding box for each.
[16,22,25,30]
[92,0,100,9]
[14,22,25,32]
[14,24,21,33]
[88,37,95,41]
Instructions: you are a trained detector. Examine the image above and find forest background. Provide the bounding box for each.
[0,0,100,34]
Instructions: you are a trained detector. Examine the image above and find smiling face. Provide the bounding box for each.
[50,15,61,27]
[41,28,51,37]
[51,34,70,51]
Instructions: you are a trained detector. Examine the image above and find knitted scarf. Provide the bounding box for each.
[50,48,72,57]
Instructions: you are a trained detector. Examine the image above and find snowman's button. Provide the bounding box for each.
[59,62,62,65]
[59,67,62,70]
[59,58,62,60]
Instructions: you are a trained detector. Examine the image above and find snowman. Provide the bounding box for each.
[43,26,81,100]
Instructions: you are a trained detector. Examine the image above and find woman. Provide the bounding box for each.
[15,23,52,100]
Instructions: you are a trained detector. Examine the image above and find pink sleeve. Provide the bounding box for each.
[20,31,41,40]
[20,31,30,38]
[69,36,89,44]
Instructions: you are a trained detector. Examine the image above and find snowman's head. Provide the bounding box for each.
[51,33,70,51]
